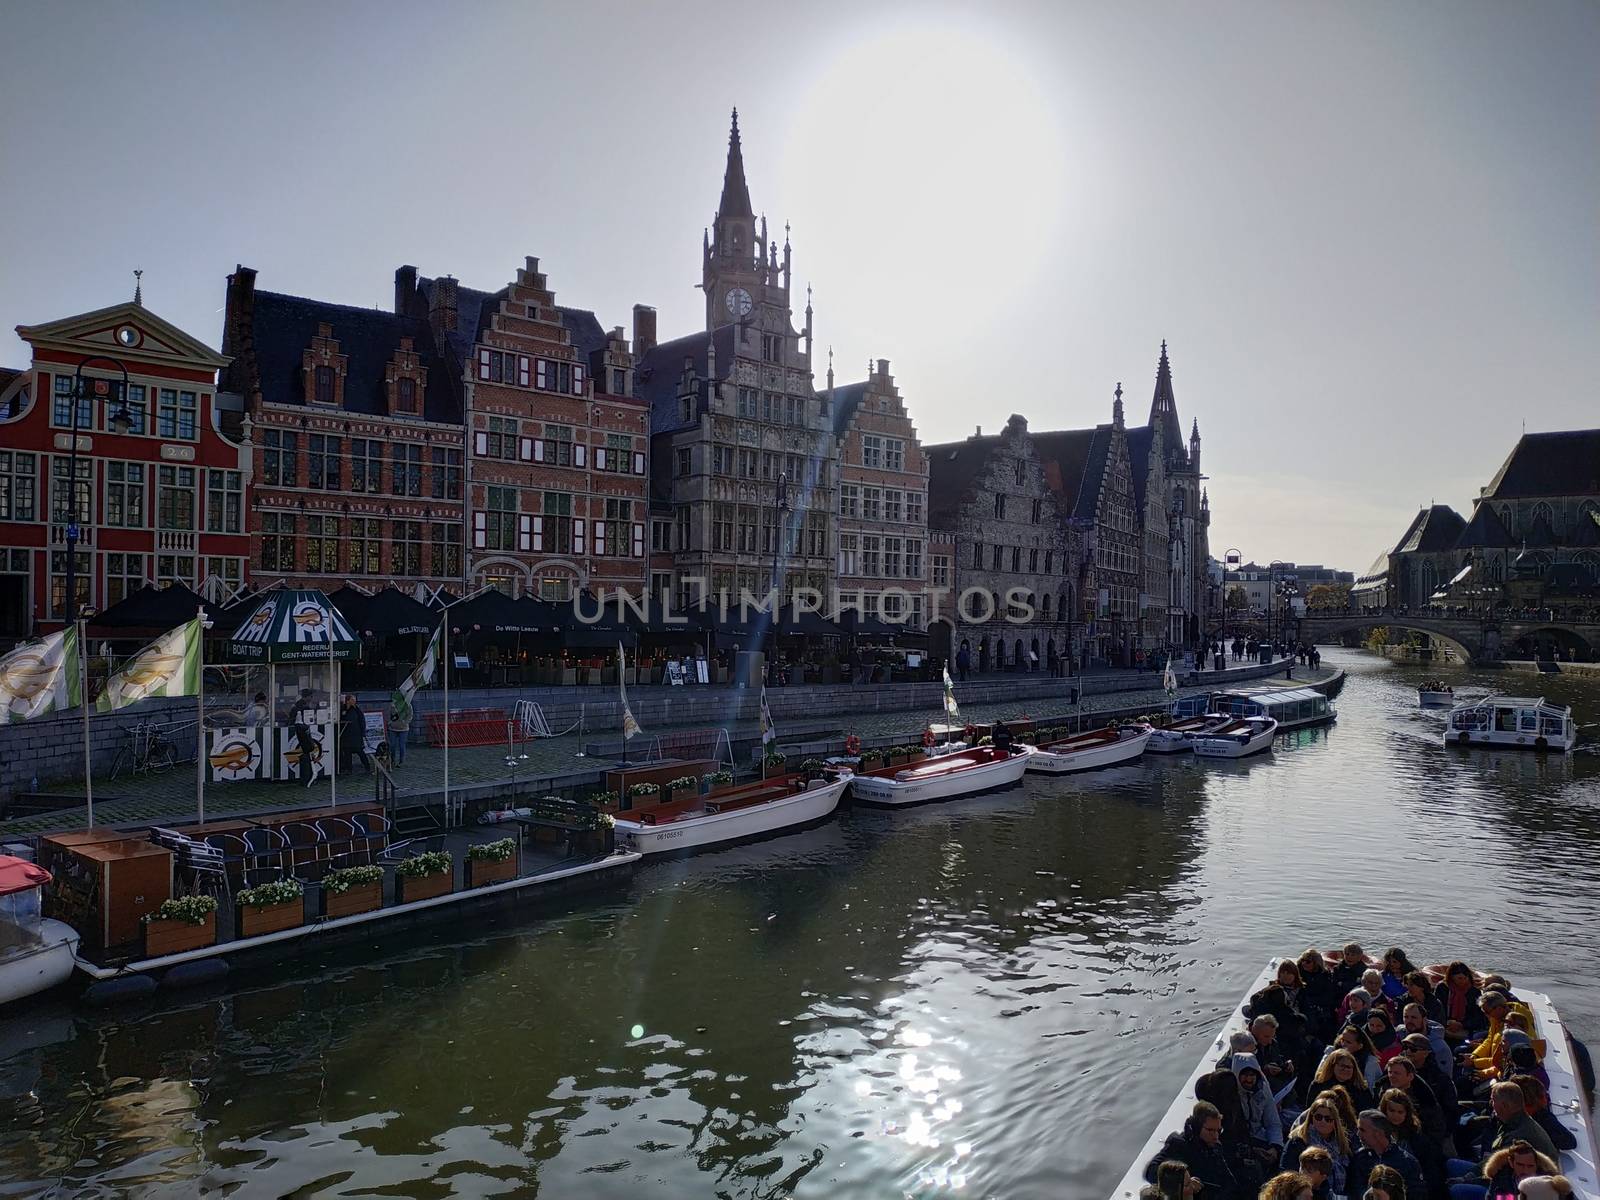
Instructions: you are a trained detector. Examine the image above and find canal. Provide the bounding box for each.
[1,648,1596,1197]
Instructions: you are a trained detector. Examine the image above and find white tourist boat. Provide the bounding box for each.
[1026,725,1150,774]
[0,857,80,1007]
[1212,687,1336,731]
[848,745,1034,807]
[1145,714,1232,754]
[613,774,850,856]
[1108,957,1600,1200]
[1189,715,1278,759]
[1445,694,1578,752]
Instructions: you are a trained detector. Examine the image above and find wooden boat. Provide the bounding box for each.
[1110,958,1600,1200]
[1145,714,1232,754]
[848,745,1034,807]
[1190,716,1278,759]
[612,774,849,856]
[1446,694,1578,752]
[0,857,80,1007]
[1026,725,1150,774]
[1418,681,1455,707]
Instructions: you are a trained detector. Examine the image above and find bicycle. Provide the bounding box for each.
[106,721,182,780]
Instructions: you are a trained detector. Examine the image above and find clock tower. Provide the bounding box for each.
[702,108,793,337]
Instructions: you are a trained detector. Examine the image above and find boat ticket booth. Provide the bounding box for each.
[207,590,360,785]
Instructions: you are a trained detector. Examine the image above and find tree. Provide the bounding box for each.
[1226,584,1249,611]
[1306,582,1351,610]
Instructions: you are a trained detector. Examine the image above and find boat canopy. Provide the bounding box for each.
[0,856,49,897]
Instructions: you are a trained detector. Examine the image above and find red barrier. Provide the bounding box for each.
[421,708,509,747]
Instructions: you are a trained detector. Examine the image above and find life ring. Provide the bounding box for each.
[844,734,861,756]
[922,728,935,749]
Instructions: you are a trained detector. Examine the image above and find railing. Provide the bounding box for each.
[155,530,198,553]
[374,759,397,806]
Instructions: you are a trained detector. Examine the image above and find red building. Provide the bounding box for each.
[0,297,250,638]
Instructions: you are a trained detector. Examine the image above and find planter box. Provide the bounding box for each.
[321,880,382,919]
[397,870,453,904]
[466,855,516,888]
[236,898,304,940]
[574,827,616,857]
[560,668,577,686]
[143,911,217,958]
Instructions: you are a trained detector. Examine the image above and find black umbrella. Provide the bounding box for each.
[327,585,372,631]
[359,587,437,637]
[776,603,842,638]
[429,588,462,610]
[556,591,640,649]
[447,589,546,635]
[87,583,223,633]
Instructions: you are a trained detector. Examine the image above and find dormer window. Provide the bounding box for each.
[396,377,417,414]
[302,323,348,407]
[314,366,335,405]
[386,335,428,415]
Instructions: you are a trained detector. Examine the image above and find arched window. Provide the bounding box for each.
[1531,501,1556,536]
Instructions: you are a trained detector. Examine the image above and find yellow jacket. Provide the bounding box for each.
[1467,999,1537,1073]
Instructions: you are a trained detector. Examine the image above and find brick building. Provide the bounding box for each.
[396,259,649,600]
[637,111,835,609]
[221,268,467,596]
[0,294,249,637]
[926,414,1075,672]
[829,357,929,627]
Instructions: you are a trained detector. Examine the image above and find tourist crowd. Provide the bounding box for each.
[1141,945,1584,1200]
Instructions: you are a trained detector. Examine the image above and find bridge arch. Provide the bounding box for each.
[1295,613,1480,663]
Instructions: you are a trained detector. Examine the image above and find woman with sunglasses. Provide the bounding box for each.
[1284,1098,1351,1197]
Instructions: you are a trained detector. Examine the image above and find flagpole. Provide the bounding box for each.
[328,613,337,813]
[79,619,92,829]
[196,607,206,825]
[442,615,451,827]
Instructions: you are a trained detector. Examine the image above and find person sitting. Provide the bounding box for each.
[1511,1075,1576,1153]
[1383,1053,1450,1154]
[1331,943,1369,997]
[1143,1101,1244,1200]
[1349,1109,1425,1200]
[1504,1036,1549,1093]
[1360,969,1396,1019]
[1312,1048,1376,1114]
[1447,1081,1559,1182]
[1197,1068,1274,1188]
[1402,1033,1461,1122]
[1463,992,1532,1084]
[1257,1170,1313,1200]
[1232,1053,1284,1153]
[1333,1024,1386,1095]
[1450,1141,1562,1200]
[1139,1158,1202,1199]
[1218,1030,1259,1069]
[1379,948,1419,1002]
[1282,1098,1350,1197]
[1364,1162,1411,1200]
[1294,1145,1335,1200]
[1434,963,1486,1045]
[1365,1008,1404,1067]
[1401,1002,1453,1076]
[1379,1087,1446,1196]
[1339,987,1375,1029]
[1295,949,1340,1045]
[1251,1015,1298,1104]
[1516,1175,1576,1200]
[1402,972,1444,1023]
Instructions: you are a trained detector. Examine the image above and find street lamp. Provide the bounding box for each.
[1268,560,1289,648]
[1220,547,1242,669]
[768,471,789,674]
[63,357,137,628]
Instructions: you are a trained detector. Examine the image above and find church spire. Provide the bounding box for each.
[1149,338,1181,447]
[718,107,753,221]
[1113,382,1125,430]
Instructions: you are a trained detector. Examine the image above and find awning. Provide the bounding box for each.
[358,587,438,637]
[226,590,361,662]
[87,583,224,634]
[561,592,640,647]
[445,589,550,635]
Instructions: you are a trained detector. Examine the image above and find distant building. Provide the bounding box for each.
[1,293,249,637]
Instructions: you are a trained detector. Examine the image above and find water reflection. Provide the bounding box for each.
[0,648,1596,1197]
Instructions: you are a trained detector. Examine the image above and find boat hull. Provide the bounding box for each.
[0,920,79,1007]
[1418,690,1454,707]
[849,747,1033,807]
[614,777,848,856]
[1191,718,1278,759]
[1445,729,1576,753]
[1027,730,1149,774]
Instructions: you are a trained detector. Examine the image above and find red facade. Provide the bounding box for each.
[0,301,249,637]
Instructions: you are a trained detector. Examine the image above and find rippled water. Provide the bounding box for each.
[2,649,1597,1198]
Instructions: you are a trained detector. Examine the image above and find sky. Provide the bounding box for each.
[2,0,1595,574]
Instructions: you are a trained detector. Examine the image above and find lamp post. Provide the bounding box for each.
[1268,560,1288,649]
[62,357,136,629]
[1221,547,1242,670]
[768,471,789,676]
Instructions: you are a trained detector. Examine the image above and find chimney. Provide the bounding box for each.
[974,425,982,438]
[633,304,657,356]
[223,265,258,397]
[394,265,418,316]
[876,358,889,379]
[429,275,458,337]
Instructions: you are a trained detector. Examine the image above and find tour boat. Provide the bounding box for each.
[1445,695,1578,752]
[848,745,1034,807]
[1189,715,1278,759]
[1212,687,1336,731]
[1144,714,1232,754]
[1418,681,1455,707]
[0,857,80,1007]
[1108,958,1600,1200]
[612,774,850,856]
[1026,725,1151,774]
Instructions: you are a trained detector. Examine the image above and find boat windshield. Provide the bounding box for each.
[0,887,43,949]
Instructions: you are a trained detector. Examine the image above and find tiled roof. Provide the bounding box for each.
[636,325,738,436]
[242,290,461,424]
[1072,426,1114,522]
[828,380,871,437]
[1481,429,1600,499]
[558,306,610,364]
[1455,503,1515,549]
[1030,427,1098,520]
[924,434,1002,528]
[1125,425,1153,509]
[1393,504,1465,553]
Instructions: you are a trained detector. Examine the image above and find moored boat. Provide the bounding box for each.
[0,856,80,1007]
[1146,714,1232,754]
[1189,715,1277,759]
[1445,694,1577,752]
[848,745,1034,807]
[1026,725,1150,774]
[1212,686,1336,731]
[1109,957,1600,1200]
[613,774,850,855]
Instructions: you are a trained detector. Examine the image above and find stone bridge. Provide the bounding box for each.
[1292,611,1600,664]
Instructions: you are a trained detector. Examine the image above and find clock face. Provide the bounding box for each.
[725,287,753,317]
[115,325,140,347]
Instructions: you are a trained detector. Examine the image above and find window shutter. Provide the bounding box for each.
[518,437,533,462]
[517,356,530,387]
[518,514,532,552]
[472,430,489,456]
[535,359,548,390]
[594,447,606,471]
[572,364,585,394]
[574,444,586,469]
[532,439,544,463]
[477,349,491,381]
[532,516,544,552]
[574,518,586,556]
[632,451,645,476]
[632,522,645,558]
[472,511,487,549]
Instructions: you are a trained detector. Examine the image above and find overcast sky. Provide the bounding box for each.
[3,1,1595,572]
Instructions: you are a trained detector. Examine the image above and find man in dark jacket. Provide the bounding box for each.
[1143,1102,1244,1199]
[1349,1110,1424,1199]
[338,693,372,774]
[1330,943,1367,996]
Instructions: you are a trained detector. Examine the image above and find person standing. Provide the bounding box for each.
[956,642,971,682]
[289,688,319,788]
[339,693,372,775]
[387,697,410,767]
[244,691,269,726]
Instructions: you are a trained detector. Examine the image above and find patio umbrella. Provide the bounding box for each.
[776,603,842,638]
[88,583,225,634]
[429,588,462,610]
[359,587,437,637]
[560,591,639,649]
[445,588,545,635]
[226,590,361,663]
[327,585,373,632]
